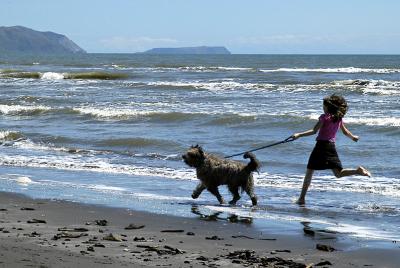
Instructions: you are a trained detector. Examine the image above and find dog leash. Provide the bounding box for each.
[224,136,295,159]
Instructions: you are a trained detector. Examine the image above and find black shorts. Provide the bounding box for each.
[307,141,343,171]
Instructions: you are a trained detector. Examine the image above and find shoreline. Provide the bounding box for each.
[0,191,399,267]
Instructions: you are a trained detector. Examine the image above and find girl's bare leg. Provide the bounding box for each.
[296,169,314,205]
[332,166,371,178]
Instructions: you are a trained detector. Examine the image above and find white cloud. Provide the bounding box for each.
[100,36,179,52]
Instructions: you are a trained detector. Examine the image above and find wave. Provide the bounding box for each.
[306,113,400,128]
[0,104,52,116]
[73,106,157,119]
[1,150,399,199]
[0,71,41,79]
[260,67,400,74]
[0,154,195,180]
[0,130,24,141]
[333,79,400,95]
[3,133,180,161]
[145,79,400,96]
[345,117,400,127]
[73,106,204,121]
[0,174,36,185]
[177,66,254,72]
[64,72,129,80]
[0,70,129,80]
[147,80,275,91]
[1,102,397,129]
[147,66,255,73]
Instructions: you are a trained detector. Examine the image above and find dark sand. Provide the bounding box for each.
[0,191,399,267]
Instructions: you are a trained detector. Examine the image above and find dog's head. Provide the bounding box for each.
[182,145,206,168]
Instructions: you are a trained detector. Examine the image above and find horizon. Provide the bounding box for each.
[1,0,400,54]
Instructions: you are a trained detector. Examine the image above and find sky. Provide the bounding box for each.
[1,0,400,54]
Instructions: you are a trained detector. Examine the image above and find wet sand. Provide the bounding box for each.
[0,191,399,267]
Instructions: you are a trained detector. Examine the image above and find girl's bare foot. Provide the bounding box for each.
[357,166,371,177]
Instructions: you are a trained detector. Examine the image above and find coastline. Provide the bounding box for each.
[0,191,399,267]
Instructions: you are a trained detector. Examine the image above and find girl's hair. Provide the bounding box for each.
[323,94,348,122]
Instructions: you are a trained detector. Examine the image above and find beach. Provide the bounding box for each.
[0,54,399,266]
[0,191,399,267]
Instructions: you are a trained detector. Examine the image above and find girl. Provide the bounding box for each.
[292,94,371,205]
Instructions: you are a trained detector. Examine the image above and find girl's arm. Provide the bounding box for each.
[341,123,359,142]
[292,120,322,140]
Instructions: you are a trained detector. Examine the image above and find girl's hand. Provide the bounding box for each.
[292,133,301,140]
[352,136,359,142]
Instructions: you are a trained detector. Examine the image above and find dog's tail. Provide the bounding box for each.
[243,152,260,172]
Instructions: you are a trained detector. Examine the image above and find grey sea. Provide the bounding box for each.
[0,54,399,244]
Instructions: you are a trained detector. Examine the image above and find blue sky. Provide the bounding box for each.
[1,0,400,54]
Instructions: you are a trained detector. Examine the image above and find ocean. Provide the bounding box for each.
[0,54,399,243]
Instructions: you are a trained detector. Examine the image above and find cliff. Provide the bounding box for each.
[0,26,86,54]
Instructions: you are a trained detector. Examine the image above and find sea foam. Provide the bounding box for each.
[260,67,400,74]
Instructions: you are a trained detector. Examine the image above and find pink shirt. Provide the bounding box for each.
[316,113,343,142]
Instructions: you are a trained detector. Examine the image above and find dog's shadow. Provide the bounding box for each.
[190,204,253,224]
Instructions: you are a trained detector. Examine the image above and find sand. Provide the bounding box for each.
[0,191,399,267]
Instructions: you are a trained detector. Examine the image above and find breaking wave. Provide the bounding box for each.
[147,80,275,91]
[0,130,24,141]
[333,79,400,95]
[0,104,52,116]
[0,70,129,80]
[260,67,400,74]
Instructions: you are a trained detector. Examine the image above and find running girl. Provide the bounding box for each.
[292,94,371,205]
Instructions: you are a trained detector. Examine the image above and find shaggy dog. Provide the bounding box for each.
[182,145,259,206]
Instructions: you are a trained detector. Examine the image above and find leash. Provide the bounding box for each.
[224,136,295,159]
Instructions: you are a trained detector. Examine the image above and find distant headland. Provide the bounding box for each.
[0,26,86,54]
[142,46,231,55]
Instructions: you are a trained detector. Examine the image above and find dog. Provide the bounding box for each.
[182,145,259,206]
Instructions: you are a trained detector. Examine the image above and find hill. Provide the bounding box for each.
[143,46,230,55]
[0,26,86,54]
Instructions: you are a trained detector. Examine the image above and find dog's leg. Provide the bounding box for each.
[228,185,241,205]
[192,183,206,199]
[244,179,257,206]
[207,187,225,204]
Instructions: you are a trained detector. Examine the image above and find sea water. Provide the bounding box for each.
[0,54,399,243]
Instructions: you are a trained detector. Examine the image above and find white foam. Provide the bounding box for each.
[0,174,35,185]
[345,117,400,127]
[0,130,19,140]
[134,192,193,201]
[260,67,400,74]
[0,104,51,115]
[0,154,197,181]
[73,107,155,119]
[87,184,126,192]
[147,80,274,91]
[41,72,65,80]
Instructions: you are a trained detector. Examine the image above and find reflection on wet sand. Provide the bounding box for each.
[191,205,253,224]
